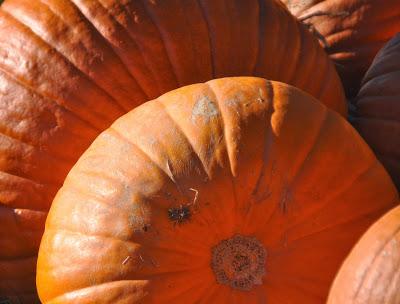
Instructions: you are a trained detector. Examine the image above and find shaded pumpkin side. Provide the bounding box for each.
[351,33,400,190]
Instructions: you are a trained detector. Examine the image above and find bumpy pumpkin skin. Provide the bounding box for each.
[328,205,400,304]
[37,77,396,303]
[351,33,400,190]
[281,0,400,97]
[0,0,346,301]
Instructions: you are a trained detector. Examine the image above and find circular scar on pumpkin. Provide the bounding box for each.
[211,235,266,291]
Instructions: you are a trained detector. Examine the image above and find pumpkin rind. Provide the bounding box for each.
[281,0,400,97]
[351,33,400,190]
[327,205,400,304]
[0,0,346,300]
[37,77,396,303]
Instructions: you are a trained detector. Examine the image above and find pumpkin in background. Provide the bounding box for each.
[281,0,400,97]
[351,33,400,190]
[37,77,396,303]
[327,205,400,303]
[0,0,346,301]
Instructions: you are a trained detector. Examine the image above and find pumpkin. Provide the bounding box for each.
[36,77,396,303]
[281,0,400,97]
[327,204,400,303]
[0,0,346,301]
[351,33,400,190]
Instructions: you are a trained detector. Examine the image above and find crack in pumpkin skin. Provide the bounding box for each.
[37,78,396,303]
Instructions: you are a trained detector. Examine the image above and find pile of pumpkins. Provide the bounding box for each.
[0,0,399,303]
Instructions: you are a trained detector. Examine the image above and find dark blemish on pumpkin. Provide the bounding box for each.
[168,205,191,225]
[142,224,150,232]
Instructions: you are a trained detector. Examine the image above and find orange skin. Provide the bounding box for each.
[37,77,396,303]
[328,205,400,303]
[281,0,400,97]
[351,33,400,190]
[0,0,346,301]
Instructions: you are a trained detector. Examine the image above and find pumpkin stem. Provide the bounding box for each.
[299,11,350,48]
[211,235,266,291]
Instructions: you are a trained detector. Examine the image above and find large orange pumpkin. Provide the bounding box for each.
[351,33,400,189]
[281,0,400,97]
[327,205,400,303]
[37,77,396,303]
[0,0,346,301]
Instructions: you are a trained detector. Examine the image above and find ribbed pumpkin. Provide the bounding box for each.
[351,33,400,190]
[327,205,400,303]
[37,77,396,303]
[0,0,346,301]
[281,0,400,97]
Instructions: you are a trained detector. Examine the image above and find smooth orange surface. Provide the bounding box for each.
[37,77,396,303]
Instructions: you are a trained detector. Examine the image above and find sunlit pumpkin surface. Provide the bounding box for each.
[37,77,397,303]
[328,205,400,304]
[0,1,346,300]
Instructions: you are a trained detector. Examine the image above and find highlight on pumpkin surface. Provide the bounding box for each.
[36,77,397,303]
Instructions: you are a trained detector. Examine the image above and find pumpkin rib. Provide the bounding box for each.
[2,3,134,114]
[66,0,150,101]
[0,71,101,143]
[108,126,180,188]
[0,11,126,129]
[139,0,180,86]
[156,101,213,180]
[0,65,103,135]
[0,131,78,168]
[282,107,329,195]
[274,158,383,239]
[287,202,397,248]
[94,0,165,98]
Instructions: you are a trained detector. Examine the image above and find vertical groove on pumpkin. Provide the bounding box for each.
[272,160,384,244]
[95,0,163,98]
[93,0,155,99]
[0,69,101,135]
[0,11,122,130]
[284,106,328,193]
[197,0,215,79]
[140,0,180,87]
[157,101,212,180]
[2,4,131,114]
[70,0,151,101]
[108,126,178,190]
